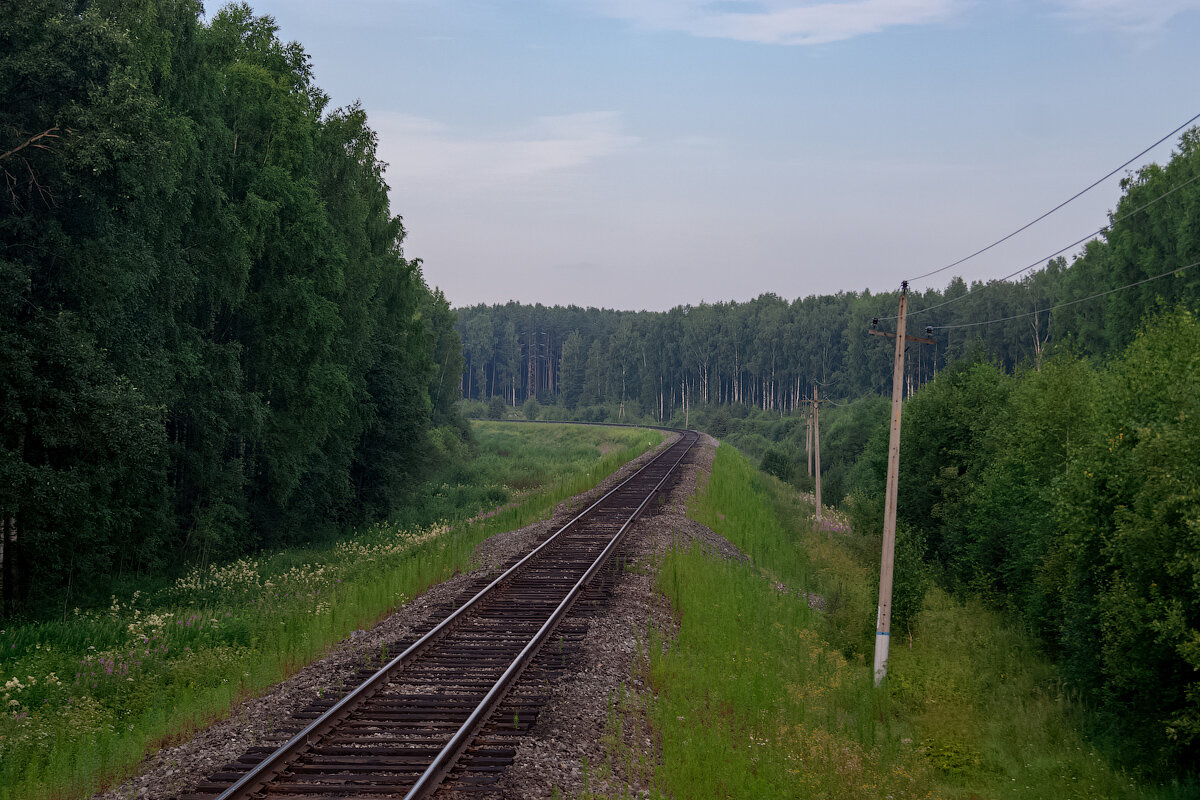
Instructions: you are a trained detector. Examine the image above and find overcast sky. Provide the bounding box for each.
[232,0,1200,311]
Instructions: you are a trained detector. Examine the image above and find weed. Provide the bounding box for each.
[635,445,1172,800]
[0,422,661,800]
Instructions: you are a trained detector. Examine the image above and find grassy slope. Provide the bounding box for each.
[0,422,660,800]
[618,445,1176,800]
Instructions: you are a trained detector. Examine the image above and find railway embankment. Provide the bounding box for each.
[0,424,659,800]
[90,428,678,800]
[15,428,1180,799]
[587,444,1175,800]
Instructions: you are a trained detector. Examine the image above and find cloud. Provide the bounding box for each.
[373,111,638,190]
[1051,0,1200,32]
[576,0,958,45]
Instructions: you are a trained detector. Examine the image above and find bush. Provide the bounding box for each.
[1052,307,1200,769]
[458,399,487,419]
[428,424,471,466]
[891,523,929,636]
[820,396,890,505]
[522,397,541,420]
[487,396,505,419]
[539,404,570,421]
[759,447,793,483]
[706,407,733,438]
[845,491,883,555]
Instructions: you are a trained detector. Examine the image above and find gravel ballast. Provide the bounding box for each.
[94,430,746,800]
[480,433,731,799]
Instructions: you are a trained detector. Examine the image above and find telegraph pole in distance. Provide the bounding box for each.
[812,384,822,521]
[866,281,934,686]
[806,400,813,477]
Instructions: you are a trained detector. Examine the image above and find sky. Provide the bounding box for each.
[231,0,1200,311]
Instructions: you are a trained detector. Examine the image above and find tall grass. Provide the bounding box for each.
[0,422,660,800]
[646,446,932,798]
[634,444,1177,800]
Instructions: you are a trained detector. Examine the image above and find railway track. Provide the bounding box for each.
[181,428,697,800]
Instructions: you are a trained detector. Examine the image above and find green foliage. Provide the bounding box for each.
[965,356,1099,633]
[689,447,809,581]
[453,125,1199,422]
[559,329,586,408]
[1051,307,1200,768]
[849,309,1200,774]
[0,421,659,800]
[487,396,506,420]
[659,447,922,798]
[522,397,541,421]
[458,399,487,419]
[894,356,1012,587]
[820,395,890,503]
[759,447,794,482]
[0,1,467,617]
[891,524,930,637]
[827,493,927,638]
[705,406,733,438]
[642,444,1166,799]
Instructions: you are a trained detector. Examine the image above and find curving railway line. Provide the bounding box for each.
[180,427,698,800]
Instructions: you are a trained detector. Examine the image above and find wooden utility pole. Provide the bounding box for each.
[812,384,822,521]
[867,281,933,687]
[806,400,813,477]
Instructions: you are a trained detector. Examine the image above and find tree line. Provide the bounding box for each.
[0,1,465,618]
[455,130,1200,421]
[824,308,1199,777]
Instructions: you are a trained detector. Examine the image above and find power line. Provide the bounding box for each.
[929,260,1199,331]
[906,110,1200,284]
[890,170,1200,321]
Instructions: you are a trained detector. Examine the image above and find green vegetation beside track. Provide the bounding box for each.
[0,422,659,800]
[595,445,1186,800]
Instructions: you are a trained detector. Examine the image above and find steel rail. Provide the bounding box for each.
[403,431,696,798]
[213,428,691,800]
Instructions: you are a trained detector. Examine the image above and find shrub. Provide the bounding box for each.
[891,523,929,636]
[487,396,505,419]
[458,399,487,419]
[706,407,733,438]
[759,447,793,483]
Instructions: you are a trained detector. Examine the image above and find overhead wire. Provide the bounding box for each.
[929,259,1199,331]
[905,110,1200,284]
[888,169,1200,321]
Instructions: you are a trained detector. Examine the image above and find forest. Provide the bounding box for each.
[454,130,1200,421]
[0,1,465,619]
[4,0,1200,784]
[846,312,1200,776]
[455,134,1200,776]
